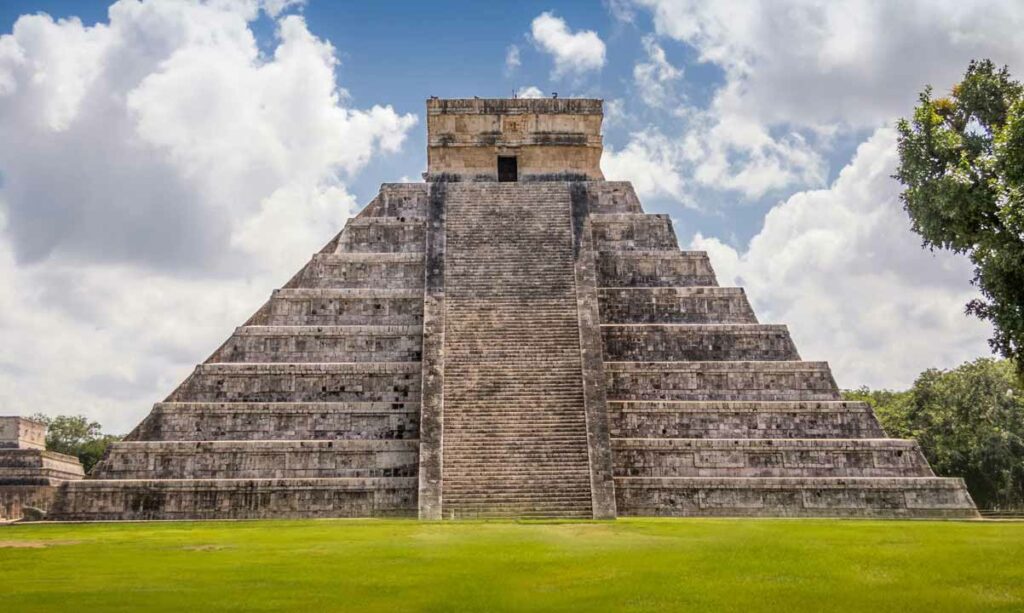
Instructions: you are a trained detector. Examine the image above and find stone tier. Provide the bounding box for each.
[360,183,429,218]
[574,181,644,214]
[262,288,423,326]
[92,440,418,479]
[602,324,800,362]
[168,363,421,403]
[615,477,978,518]
[50,477,417,521]
[130,402,419,441]
[335,217,426,253]
[597,251,718,287]
[608,401,885,439]
[591,214,679,251]
[0,449,85,483]
[598,287,756,324]
[211,325,423,363]
[606,361,839,402]
[612,438,931,478]
[295,253,424,289]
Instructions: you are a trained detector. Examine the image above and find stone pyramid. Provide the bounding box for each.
[48,98,977,520]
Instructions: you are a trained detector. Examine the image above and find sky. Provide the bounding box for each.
[0,0,1021,432]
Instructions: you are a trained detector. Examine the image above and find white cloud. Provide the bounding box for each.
[516,85,545,99]
[0,0,416,431]
[602,129,688,204]
[633,35,682,109]
[612,0,1024,203]
[691,127,992,389]
[530,12,606,78]
[505,44,520,73]
[634,0,1024,129]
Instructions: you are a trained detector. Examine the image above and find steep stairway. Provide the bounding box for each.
[441,183,594,518]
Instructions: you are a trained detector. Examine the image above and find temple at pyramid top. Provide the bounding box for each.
[425,97,604,181]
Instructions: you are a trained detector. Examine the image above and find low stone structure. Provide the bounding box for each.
[46,98,977,520]
[0,417,84,520]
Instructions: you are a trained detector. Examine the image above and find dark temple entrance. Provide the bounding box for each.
[498,156,518,182]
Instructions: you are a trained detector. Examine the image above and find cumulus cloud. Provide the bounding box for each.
[602,129,688,203]
[607,0,1024,203]
[516,85,545,99]
[691,128,992,389]
[635,0,1024,130]
[530,12,606,78]
[0,0,416,430]
[633,35,682,109]
[505,44,520,73]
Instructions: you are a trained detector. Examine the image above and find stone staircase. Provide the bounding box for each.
[440,183,595,518]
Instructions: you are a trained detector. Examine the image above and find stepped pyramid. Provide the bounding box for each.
[49,98,977,520]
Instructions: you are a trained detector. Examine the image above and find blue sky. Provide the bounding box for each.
[0,0,1020,430]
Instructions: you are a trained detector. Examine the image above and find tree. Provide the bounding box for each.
[843,358,1024,509]
[896,60,1024,375]
[30,414,122,472]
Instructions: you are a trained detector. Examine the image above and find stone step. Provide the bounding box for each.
[361,183,428,218]
[169,362,421,403]
[597,250,718,287]
[590,214,679,251]
[607,400,885,439]
[296,253,423,289]
[598,287,757,324]
[92,440,419,480]
[605,361,840,402]
[612,438,933,478]
[264,288,423,326]
[211,325,423,363]
[601,324,800,362]
[0,449,85,483]
[49,477,418,521]
[129,401,420,441]
[614,476,978,518]
[335,217,425,254]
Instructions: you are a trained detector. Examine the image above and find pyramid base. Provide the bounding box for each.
[615,477,979,518]
[48,478,417,521]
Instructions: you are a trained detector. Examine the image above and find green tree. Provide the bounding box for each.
[843,358,1024,509]
[896,60,1024,374]
[29,414,122,472]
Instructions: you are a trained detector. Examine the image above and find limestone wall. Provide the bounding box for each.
[607,401,885,439]
[598,288,756,324]
[0,416,45,450]
[426,98,603,181]
[615,477,977,518]
[602,324,799,362]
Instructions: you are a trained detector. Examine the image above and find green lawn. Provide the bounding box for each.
[1,518,1022,612]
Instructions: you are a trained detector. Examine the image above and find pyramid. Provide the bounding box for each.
[48,98,977,520]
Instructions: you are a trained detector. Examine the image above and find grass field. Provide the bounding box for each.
[1,518,1023,612]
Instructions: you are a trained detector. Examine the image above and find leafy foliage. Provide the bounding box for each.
[896,59,1024,374]
[29,414,122,472]
[844,358,1024,509]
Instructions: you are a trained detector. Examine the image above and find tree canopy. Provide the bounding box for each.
[896,59,1024,373]
[845,358,1024,509]
[29,414,122,473]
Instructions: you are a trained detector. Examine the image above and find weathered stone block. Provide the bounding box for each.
[598,287,756,324]
[597,251,717,287]
[601,324,800,362]
[212,325,423,363]
[607,401,885,439]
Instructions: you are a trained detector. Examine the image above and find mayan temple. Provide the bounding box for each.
[46,98,977,520]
